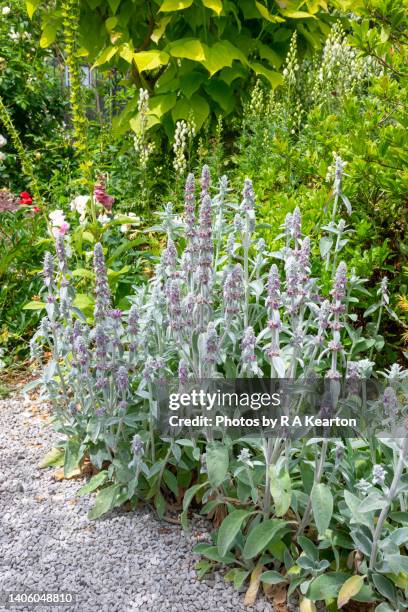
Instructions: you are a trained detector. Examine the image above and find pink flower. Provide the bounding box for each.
[59,221,70,235]
[93,175,115,211]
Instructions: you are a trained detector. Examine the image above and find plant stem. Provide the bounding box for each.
[369,437,408,570]
[297,439,329,535]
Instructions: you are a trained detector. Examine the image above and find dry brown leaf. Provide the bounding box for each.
[213,503,228,528]
[264,582,288,612]
[244,563,263,607]
[52,468,82,481]
[344,602,376,612]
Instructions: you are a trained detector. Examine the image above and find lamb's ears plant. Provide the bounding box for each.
[31,167,408,608]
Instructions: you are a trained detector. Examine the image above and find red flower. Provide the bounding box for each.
[19,191,33,205]
[33,206,41,214]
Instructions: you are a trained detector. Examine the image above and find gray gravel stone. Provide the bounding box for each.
[0,397,281,612]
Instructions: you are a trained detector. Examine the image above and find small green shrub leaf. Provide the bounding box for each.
[260,570,287,585]
[206,442,229,487]
[64,438,83,478]
[311,483,333,536]
[88,484,121,520]
[270,465,292,517]
[217,509,253,557]
[307,572,350,601]
[243,519,288,559]
[77,471,108,497]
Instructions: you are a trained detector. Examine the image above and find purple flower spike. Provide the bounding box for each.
[318,300,331,330]
[383,386,397,413]
[241,178,255,212]
[197,194,213,285]
[117,366,129,393]
[178,359,189,385]
[43,252,54,287]
[204,322,218,365]
[200,165,211,198]
[284,213,293,241]
[55,235,68,273]
[109,309,123,319]
[93,243,111,321]
[331,261,347,302]
[184,173,196,239]
[266,264,281,311]
[285,256,299,298]
[167,279,182,332]
[223,264,244,319]
[299,236,310,269]
[132,434,144,457]
[128,305,139,336]
[74,335,89,368]
[292,207,301,239]
[164,237,177,270]
[241,327,257,366]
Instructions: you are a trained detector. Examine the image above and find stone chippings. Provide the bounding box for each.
[0,398,282,612]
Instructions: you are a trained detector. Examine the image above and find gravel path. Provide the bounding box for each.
[0,396,276,612]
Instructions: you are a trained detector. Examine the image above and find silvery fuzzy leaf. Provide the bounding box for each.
[171,443,181,462]
[341,194,352,215]
[357,492,387,513]
[363,303,380,317]
[270,250,285,260]
[319,236,333,258]
[382,527,408,548]
[227,330,236,344]
[250,279,264,297]
[23,378,41,393]
[377,436,403,452]
[45,302,55,319]
[150,399,158,418]
[272,356,287,379]
[43,359,57,383]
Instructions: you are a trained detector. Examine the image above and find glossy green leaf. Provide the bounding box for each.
[201,0,223,14]
[133,50,170,72]
[251,62,283,87]
[92,45,118,68]
[40,23,58,48]
[168,38,206,61]
[159,0,193,11]
[26,0,41,19]
[255,1,285,22]
[172,93,209,129]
